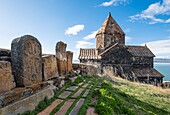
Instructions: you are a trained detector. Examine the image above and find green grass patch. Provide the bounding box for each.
[95,79,170,115]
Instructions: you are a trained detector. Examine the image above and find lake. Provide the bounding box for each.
[154,63,170,81]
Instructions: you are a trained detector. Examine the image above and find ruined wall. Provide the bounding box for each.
[42,54,58,80]
[11,35,42,87]
[66,51,73,72]
[0,61,15,93]
[56,41,67,75]
[73,63,101,76]
[0,49,11,62]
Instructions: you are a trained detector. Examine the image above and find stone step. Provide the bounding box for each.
[66,86,78,91]
[58,91,71,99]
[38,99,63,115]
[94,88,99,91]
[88,85,93,89]
[78,82,83,86]
[82,83,89,88]
[72,88,84,99]
[82,89,90,98]
[86,107,98,115]
[55,99,75,115]
[69,98,85,115]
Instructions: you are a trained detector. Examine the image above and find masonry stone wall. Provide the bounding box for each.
[73,63,100,76]
[0,49,11,62]
[11,35,42,87]
[42,54,58,80]
[0,61,15,93]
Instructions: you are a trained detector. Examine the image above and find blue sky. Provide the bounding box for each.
[0,0,170,61]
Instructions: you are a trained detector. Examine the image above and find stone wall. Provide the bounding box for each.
[11,35,42,87]
[73,63,100,76]
[0,86,54,115]
[42,54,58,80]
[0,61,15,93]
[0,49,11,62]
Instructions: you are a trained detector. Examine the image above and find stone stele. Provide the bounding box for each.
[0,61,15,93]
[55,41,67,75]
[11,35,42,87]
[42,54,58,81]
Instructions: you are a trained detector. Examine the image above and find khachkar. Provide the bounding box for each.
[66,51,73,72]
[55,41,67,75]
[11,35,42,87]
[0,61,15,93]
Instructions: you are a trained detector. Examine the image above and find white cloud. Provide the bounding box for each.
[72,50,80,61]
[125,36,132,43]
[100,0,129,7]
[130,0,170,24]
[142,38,170,55]
[65,24,84,35]
[76,41,94,49]
[83,30,98,40]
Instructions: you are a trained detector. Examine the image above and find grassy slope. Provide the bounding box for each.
[95,76,170,115]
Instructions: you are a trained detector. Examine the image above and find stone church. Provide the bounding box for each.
[79,13,164,84]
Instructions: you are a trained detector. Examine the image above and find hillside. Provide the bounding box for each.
[95,76,170,115]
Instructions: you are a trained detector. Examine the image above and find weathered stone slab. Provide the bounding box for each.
[11,35,42,87]
[38,99,63,115]
[86,107,98,115]
[82,89,90,98]
[0,87,54,115]
[56,41,67,75]
[78,82,83,86]
[66,86,78,91]
[95,88,99,91]
[42,54,58,81]
[66,51,73,72]
[55,99,75,115]
[58,91,71,99]
[88,81,91,83]
[0,61,15,93]
[69,98,85,115]
[82,83,89,88]
[72,88,84,98]
[89,85,93,89]
[69,76,77,83]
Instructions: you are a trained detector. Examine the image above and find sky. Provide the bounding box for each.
[0,0,170,61]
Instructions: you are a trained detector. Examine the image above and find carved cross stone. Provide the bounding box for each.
[11,35,42,87]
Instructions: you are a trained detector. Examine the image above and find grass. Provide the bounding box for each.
[95,76,170,115]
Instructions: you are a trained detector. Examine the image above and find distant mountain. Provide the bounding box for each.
[154,58,170,63]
